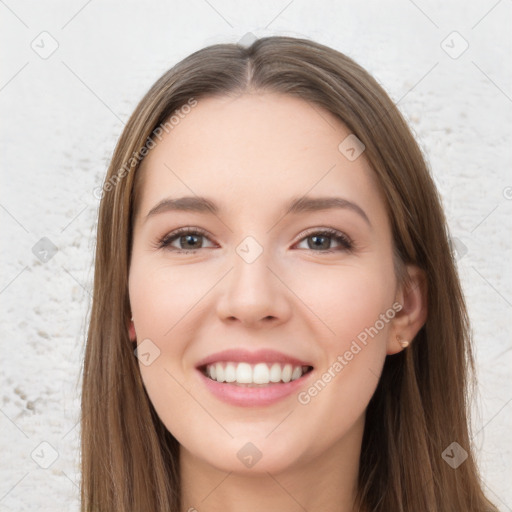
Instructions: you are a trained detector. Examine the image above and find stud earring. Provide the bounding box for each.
[397,335,409,348]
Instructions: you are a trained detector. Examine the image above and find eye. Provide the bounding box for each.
[156,227,353,254]
[157,227,216,252]
[294,228,353,253]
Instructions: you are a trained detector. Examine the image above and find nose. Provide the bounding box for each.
[215,246,293,328]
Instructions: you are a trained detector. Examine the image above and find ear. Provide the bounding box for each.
[387,264,428,355]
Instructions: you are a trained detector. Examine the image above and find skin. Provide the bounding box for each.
[128,92,427,512]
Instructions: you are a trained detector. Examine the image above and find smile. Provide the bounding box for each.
[201,362,313,386]
[195,348,315,406]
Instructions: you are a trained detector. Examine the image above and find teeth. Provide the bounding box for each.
[204,361,310,385]
[215,363,225,383]
[253,363,269,384]
[225,362,236,382]
[269,363,282,383]
[281,364,292,383]
[236,362,252,384]
[291,366,302,380]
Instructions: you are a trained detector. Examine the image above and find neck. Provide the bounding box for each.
[179,414,364,512]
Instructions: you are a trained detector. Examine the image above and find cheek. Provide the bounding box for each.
[293,262,394,406]
[128,258,219,404]
[129,259,208,339]
[293,260,395,343]
[128,259,199,435]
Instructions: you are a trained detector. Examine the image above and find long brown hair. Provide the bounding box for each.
[81,35,498,511]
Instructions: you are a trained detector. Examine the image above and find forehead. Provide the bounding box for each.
[135,92,387,223]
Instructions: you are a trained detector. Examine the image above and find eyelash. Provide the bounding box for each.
[155,226,353,254]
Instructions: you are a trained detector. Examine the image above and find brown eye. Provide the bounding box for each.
[295,229,353,253]
[158,228,215,252]
[156,227,353,254]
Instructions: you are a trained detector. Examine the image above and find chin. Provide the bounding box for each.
[181,434,308,475]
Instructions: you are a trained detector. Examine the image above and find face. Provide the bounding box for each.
[128,92,400,475]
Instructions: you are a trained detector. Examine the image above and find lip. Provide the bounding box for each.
[195,348,313,369]
[197,367,314,407]
[195,348,315,407]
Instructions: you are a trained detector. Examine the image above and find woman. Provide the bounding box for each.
[81,35,498,511]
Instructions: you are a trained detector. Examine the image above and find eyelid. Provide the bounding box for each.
[157,226,215,250]
[293,227,352,246]
[156,226,353,253]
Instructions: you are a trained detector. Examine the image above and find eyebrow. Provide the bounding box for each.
[145,195,371,226]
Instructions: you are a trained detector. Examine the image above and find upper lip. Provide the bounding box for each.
[195,349,313,369]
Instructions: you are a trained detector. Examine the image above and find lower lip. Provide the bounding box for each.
[197,369,314,407]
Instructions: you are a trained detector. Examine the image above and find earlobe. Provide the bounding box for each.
[396,334,409,348]
[387,265,428,355]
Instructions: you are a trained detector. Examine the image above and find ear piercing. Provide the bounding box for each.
[397,335,409,348]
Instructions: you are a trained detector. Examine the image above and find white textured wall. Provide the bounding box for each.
[1,1,510,510]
